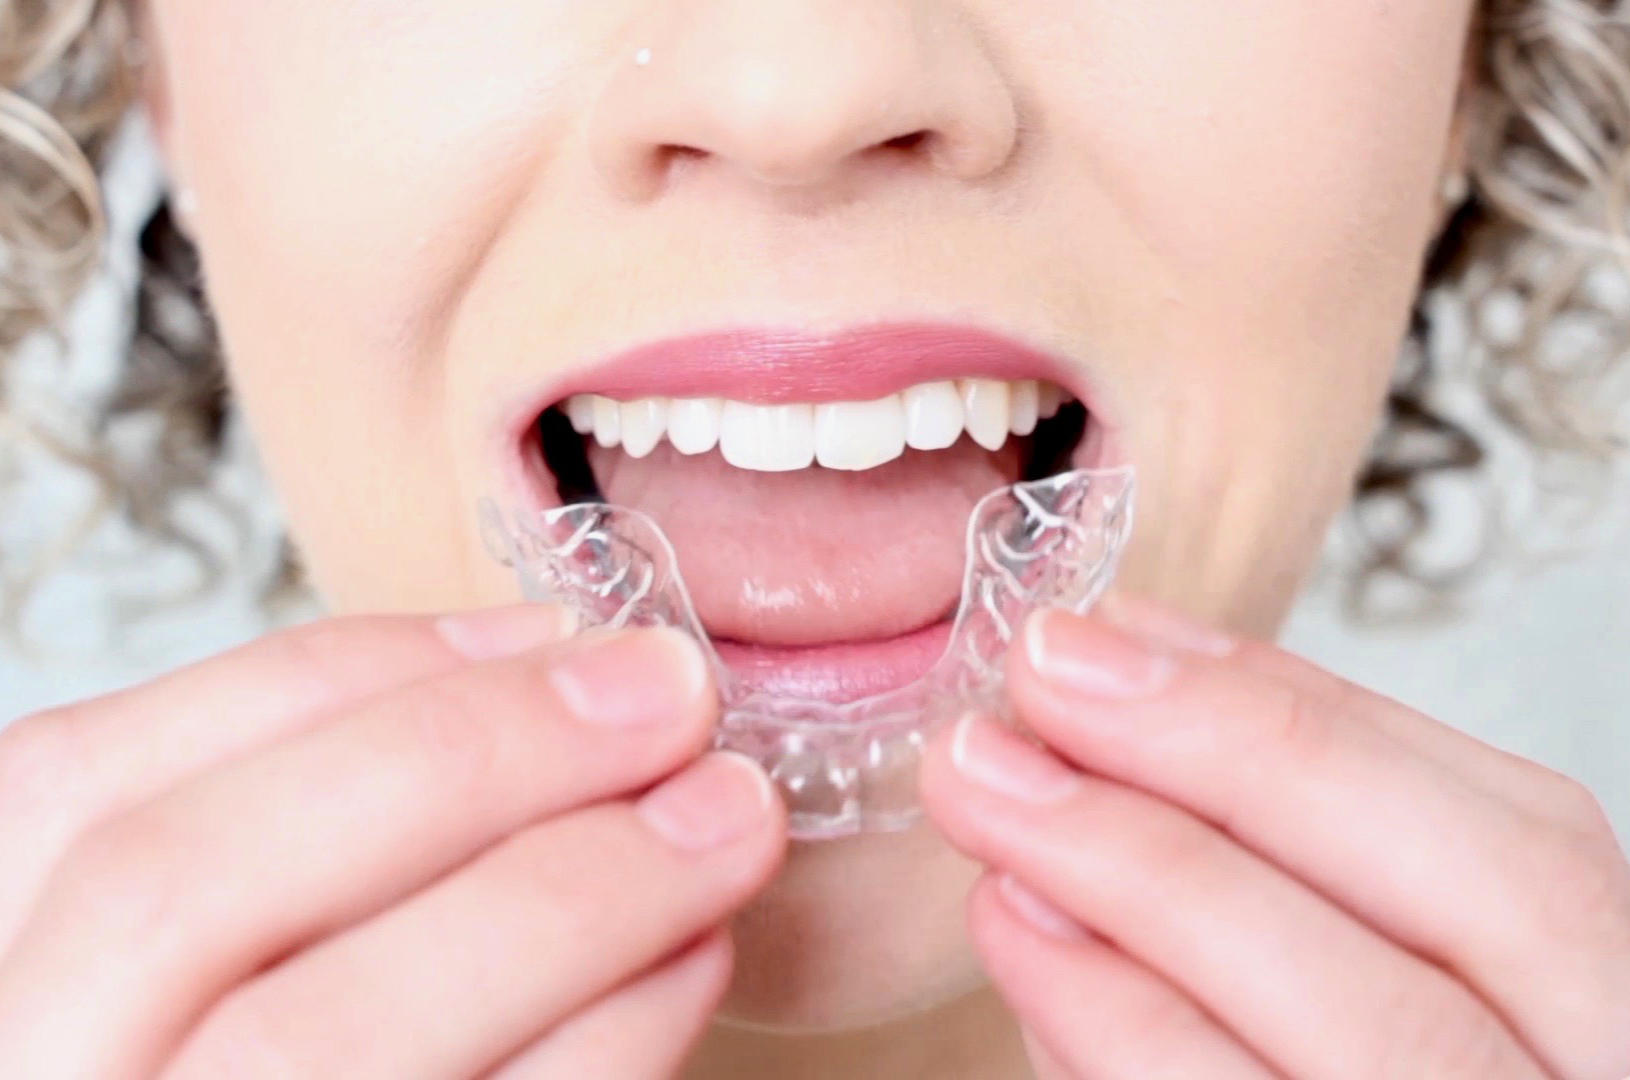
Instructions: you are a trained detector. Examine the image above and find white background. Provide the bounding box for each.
[3,122,1628,849]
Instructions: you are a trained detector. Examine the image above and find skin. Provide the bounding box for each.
[0,0,1624,1076]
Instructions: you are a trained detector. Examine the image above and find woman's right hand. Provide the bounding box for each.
[0,605,786,1079]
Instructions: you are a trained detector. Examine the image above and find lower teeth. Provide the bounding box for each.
[479,463,1135,841]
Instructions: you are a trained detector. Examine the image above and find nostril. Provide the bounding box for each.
[648,143,709,186]
[882,130,931,152]
[663,130,931,181]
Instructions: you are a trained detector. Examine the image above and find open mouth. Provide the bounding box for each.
[510,323,1111,706]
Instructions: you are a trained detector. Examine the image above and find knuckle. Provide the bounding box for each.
[373,676,513,795]
[1116,977,1215,1049]
[1116,798,1226,885]
[1541,772,1615,835]
[0,708,85,825]
[502,822,590,900]
[49,808,203,950]
[475,823,598,936]
[263,616,388,702]
[176,994,303,1080]
[1380,985,1519,1077]
[281,611,405,660]
[263,611,452,713]
[1526,825,1630,941]
[1262,683,1344,771]
[275,617,351,670]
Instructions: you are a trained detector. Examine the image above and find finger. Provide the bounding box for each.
[489,930,733,1080]
[1101,592,1579,820]
[922,718,1546,1080]
[169,755,782,1080]
[0,627,715,1080]
[971,875,1279,1080]
[1020,1029,1074,1080]
[1011,608,1630,1076]
[0,604,574,943]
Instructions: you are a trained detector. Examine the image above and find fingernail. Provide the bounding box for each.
[1100,593,1236,658]
[997,874,1092,942]
[1023,609,1177,699]
[638,752,775,851]
[435,604,578,660]
[951,713,1080,804]
[548,627,709,728]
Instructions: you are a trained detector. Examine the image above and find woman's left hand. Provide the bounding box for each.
[921,599,1630,1080]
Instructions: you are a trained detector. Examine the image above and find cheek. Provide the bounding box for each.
[170,0,590,330]
[154,1,609,609]
[1016,1,1471,622]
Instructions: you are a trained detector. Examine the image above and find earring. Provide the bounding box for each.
[1440,171,1469,207]
[634,47,653,67]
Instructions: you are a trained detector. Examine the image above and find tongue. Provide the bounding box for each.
[588,441,1022,646]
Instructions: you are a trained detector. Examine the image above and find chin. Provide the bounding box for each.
[719,824,986,1033]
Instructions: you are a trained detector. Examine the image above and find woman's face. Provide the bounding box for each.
[142,0,1473,1031]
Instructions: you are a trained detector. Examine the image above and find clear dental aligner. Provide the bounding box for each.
[479,466,1135,840]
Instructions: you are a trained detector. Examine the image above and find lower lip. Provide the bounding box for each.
[713,619,954,704]
[507,417,1116,706]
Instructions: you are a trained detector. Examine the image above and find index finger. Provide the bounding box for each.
[1008,608,1630,1079]
[4,603,575,810]
[0,604,574,937]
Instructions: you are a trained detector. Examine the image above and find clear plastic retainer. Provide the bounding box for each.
[479,465,1135,841]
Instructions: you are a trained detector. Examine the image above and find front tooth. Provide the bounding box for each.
[1009,380,1040,436]
[959,379,1011,451]
[667,397,723,455]
[620,398,668,458]
[719,402,815,472]
[590,395,622,448]
[565,395,595,434]
[902,381,964,451]
[815,397,907,471]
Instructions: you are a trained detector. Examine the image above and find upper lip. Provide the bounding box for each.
[506,318,1097,421]
[545,322,1084,404]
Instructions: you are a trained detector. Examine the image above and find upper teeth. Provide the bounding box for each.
[563,379,1072,473]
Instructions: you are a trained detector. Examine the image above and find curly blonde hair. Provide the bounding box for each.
[2,0,1628,627]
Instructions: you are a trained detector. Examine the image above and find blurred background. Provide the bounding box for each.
[3,121,1628,847]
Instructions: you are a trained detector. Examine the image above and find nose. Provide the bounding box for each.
[588,0,1019,197]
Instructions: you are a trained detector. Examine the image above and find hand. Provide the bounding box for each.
[0,607,785,1079]
[922,599,1630,1079]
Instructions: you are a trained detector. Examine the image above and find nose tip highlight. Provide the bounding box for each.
[588,6,1018,199]
[683,55,922,187]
